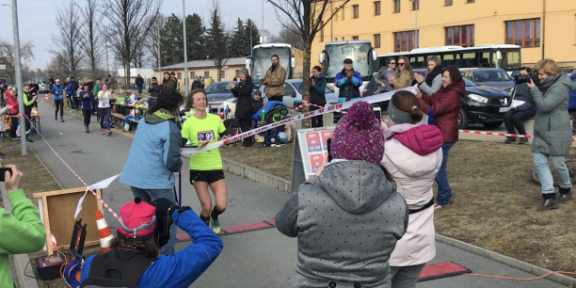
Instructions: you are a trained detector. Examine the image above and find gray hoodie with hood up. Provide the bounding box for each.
[276,160,408,288]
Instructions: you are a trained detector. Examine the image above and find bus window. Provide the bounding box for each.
[479,52,491,68]
[461,53,475,68]
[412,56,426,69]
[442,53,455,66]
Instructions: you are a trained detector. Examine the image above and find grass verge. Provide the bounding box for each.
[220,140,576,274]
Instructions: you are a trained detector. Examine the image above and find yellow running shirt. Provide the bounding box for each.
[181,113,226,171]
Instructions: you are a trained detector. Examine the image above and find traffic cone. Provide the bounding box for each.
[95,210,113,254]
[50,231,57,248]
[45,93,48,101]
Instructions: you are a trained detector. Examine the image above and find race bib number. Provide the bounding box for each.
[197,131,215,142]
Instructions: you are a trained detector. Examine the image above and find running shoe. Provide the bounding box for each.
[26,138,33,143]
[101,128,104,135]
[107,130,113,136]
[211,217,221,234]
[60,118,64,123]
[85,126,89,133]
[54,116,57,121]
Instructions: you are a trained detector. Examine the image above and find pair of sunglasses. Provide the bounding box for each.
[398,63,405,66]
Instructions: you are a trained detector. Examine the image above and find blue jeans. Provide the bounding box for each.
[533,153,572,195]
[435,142,454,207]
[130,187,177,255]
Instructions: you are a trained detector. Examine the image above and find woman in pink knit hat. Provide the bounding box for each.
[276,101,408,288]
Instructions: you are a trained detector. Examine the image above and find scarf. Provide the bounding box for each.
[271,64,277,73]
[425,66,443,87]
[538,74,561,94]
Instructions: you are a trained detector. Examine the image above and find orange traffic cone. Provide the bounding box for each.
[45,93,48,101]
[95,210,113,254]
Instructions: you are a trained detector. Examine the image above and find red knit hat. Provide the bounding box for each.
[117,198,157,240]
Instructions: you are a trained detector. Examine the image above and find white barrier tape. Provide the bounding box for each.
[459,129,576,142]
[181,87,411,155]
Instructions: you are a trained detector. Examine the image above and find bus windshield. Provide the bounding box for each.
[497,48,521,70]
[325,43,371,80]
[251,47,291,80]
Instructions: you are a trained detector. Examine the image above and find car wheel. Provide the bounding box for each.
[458,108,468,129]
[482,121,503,129]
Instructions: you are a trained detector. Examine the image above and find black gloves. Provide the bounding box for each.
[153,198,180,220]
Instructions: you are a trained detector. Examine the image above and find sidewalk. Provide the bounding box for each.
[30,101,568,288]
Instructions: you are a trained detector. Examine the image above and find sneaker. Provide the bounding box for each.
[434,204,450,210]
[518,138,528,145]
[107,130,113,136]
[85,127,89,133]
[26,138,33,143]
[100,128,104,135]
[275,143,286,147]
[504,137,516,144]
[60,118,64,123]
[211,217,221,234]
[558,187,572,203]
[538,198,558,211]
[55,116,57,121]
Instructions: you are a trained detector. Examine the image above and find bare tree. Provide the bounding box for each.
[80,0,105,80]
[50,0,83,79]
[206,0,229,81]
[0,40,35,84]
[269,23,304,50]
[268,0,349,102]
[145,14,165,70]
[105,0,161,87]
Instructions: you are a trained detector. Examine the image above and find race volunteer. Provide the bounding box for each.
[79,198,223,288]
[182,88,230,234]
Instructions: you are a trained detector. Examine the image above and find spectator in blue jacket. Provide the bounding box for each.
[51,79,64,121]
[67,77,78,110]
[79,198,223,288]
[119,88,186,255]
[335,58,362,103]
[504,67,537,144]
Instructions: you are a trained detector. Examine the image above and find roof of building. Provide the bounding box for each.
[160,57,247,70]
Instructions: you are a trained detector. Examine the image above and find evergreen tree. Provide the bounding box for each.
[186,13,208,61]
[206,0,229,81]
[160,14,184,66]
[245,19,261,50]
[228,18,248,57]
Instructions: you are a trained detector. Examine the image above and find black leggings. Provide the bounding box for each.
[504,109,536,135]
[309,106,324,128]
[55,99,63,118]
[82,109,92,127]
[9,116,17,138]
[238,118,253,147]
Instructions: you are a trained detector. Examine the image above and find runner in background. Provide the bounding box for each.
[181,88,230,234]
[80,84,94,133]
[51,79,64,122]
[97,84,113,136]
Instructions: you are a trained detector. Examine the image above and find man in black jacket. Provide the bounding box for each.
[148,77,160,108]
[191,77,204,90]
[135,74,144,94]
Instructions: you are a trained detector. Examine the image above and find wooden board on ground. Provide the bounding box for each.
[33,187,104,256]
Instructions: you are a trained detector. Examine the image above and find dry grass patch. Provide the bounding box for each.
[221,140,576,274]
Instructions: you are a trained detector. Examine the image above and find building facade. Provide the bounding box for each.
[312,0,576,67]
[158,57,247,92]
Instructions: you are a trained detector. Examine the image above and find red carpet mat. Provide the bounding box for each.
[418,261,472,282]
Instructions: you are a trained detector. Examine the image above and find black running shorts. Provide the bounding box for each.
[190,170,225,184]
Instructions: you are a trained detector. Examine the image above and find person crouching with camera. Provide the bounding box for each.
[504,67,537,144]
[79,198,223,287]
[527,59,576,211]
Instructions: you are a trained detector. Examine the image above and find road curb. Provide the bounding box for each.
[222,158,291,193]
[436,234,576,287]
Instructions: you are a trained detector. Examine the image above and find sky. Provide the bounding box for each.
[0,0,282,71]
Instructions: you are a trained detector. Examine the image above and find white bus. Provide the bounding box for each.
[373,45,522,74]
[319,40,378,94]
[246,43,304,81]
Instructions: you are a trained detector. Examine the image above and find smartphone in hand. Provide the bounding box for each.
[0,167,13,182]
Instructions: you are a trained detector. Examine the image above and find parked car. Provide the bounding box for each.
[204,81,265,112]
[459,77,511,129]
[463,68,515,91]
[24,79,50,93]
[258,79,337,108]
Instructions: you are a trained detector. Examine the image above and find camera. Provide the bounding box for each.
[515,72,539,85]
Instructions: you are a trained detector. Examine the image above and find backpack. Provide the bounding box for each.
[79,254,154,288]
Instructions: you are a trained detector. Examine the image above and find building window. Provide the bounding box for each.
[505,19,541,47]
[341,6,345,20]
[467,0,475,3]
[204,71,209,78]
[445,0,452,6]
[352,36,359,40]
[342,37,345,41]
[177,72,182,79]
[374,1,381,15]
[190,71,195,78]
[235,70,240,77]
[320,21,324,42]
[353,5,359,19]
[394,31,418,52]
[393,0,400,13]
[220,70,225,79]
[412,0,419,10]
[374,34,381,48]
[446,25,475,47]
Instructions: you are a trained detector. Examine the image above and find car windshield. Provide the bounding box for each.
[325,43,371,79]
[463,78,477,87]
[205,83,231,94]
[251,47,291,80]
[473,70,511,82]
[252,82,261,93]
[292,82,334,94]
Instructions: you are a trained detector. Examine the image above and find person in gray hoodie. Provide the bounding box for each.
[528,59,576,211]
[276,101,408,288]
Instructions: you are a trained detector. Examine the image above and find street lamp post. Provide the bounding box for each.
[182,0,188,97]
[409,0,418,48]
[2,1,27,155]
